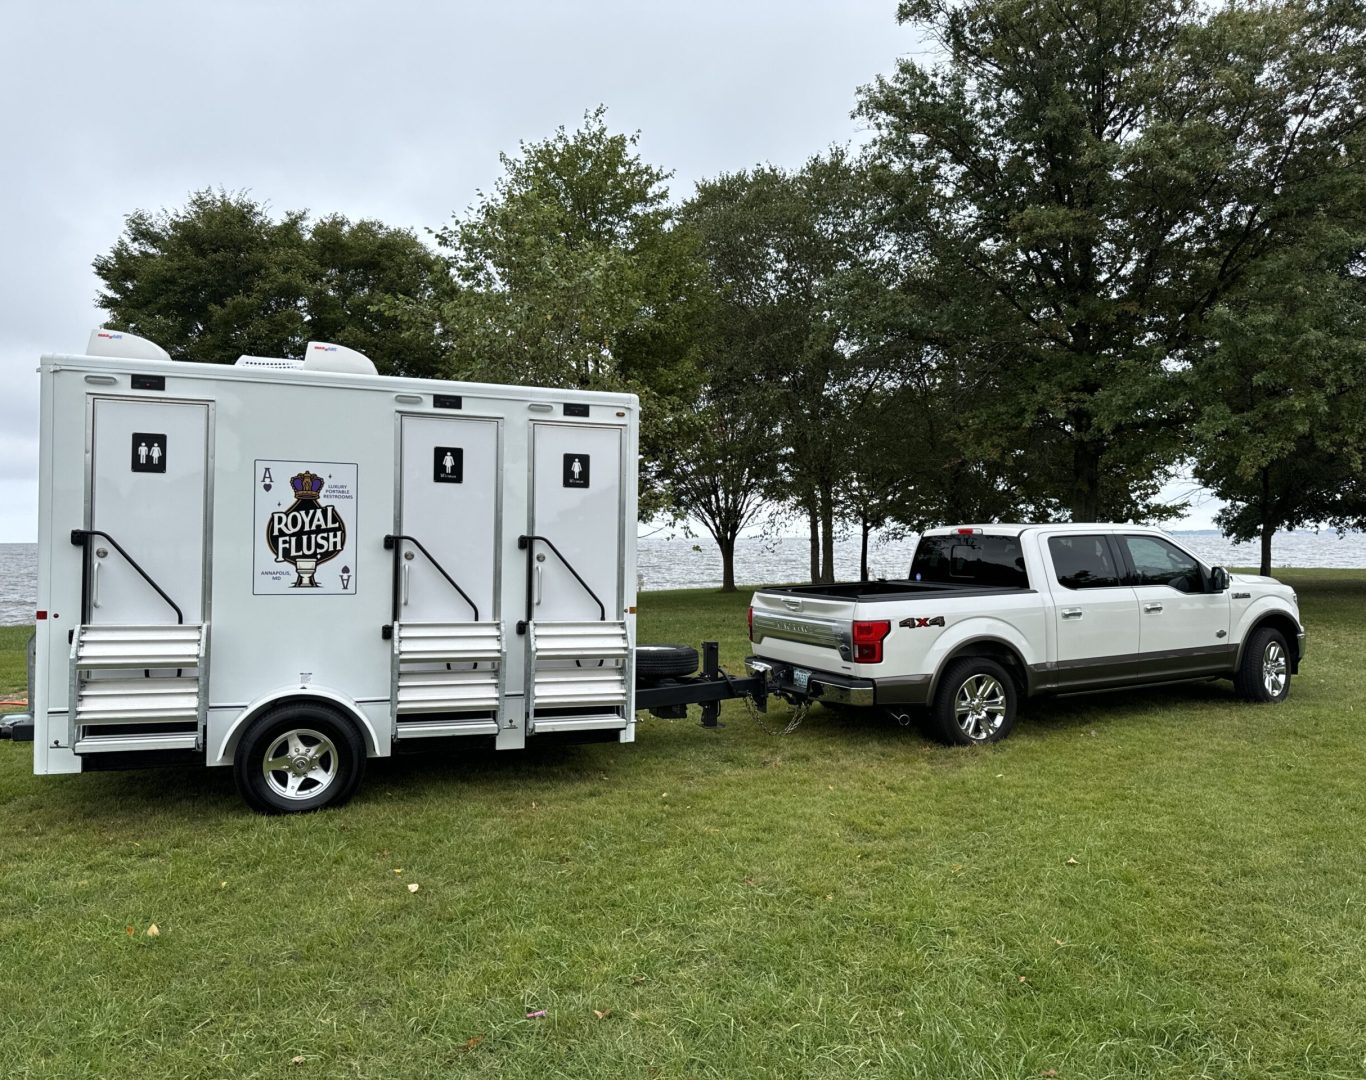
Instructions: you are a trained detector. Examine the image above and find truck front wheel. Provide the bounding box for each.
[931,658,1017,745]
[1234,627,1292,703]
[233,703,367,814]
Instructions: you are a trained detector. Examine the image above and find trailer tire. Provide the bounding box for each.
[635,644,699,678]
[233,703,367,815]
[930,658,1017,746]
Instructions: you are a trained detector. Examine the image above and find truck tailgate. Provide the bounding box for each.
[749,591,855,672]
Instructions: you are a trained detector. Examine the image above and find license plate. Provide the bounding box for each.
[792,668,811,692]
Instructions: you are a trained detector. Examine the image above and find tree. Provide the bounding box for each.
[681,153,881,583]
[434,109,706,518]
[858,0,1366,522]
[94,189,448,376]
[1193,213,1366,574]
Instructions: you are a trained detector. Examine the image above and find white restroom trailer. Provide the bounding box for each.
[26,332,640,812]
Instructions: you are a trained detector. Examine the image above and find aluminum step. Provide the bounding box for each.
[531,668,628,709]
[395,717,500,739]
[392,621,504,718]
[72,624,204,669]
[69,623,208,753]
[530,714,628,734]
[530,621,630,661]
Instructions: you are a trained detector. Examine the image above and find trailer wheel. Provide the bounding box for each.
[930,658,1017,746]
[635,644,699,679]
[233,703,367,814]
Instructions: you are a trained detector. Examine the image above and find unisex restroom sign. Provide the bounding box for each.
[433,446,464,483]
[131,433,167,473]
[563,453,590,488]
[254,460,358,594]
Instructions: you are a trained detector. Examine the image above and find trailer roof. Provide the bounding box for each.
[39,352,641,409]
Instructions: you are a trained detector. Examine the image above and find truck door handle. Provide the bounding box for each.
[1144,602,1164,613]
[535,564,544,605]
[1061,608,1082,619]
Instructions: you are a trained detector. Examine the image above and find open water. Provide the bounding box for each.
[3,530,1366,626]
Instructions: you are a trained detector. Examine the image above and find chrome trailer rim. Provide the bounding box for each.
[955,674,1006,740]
[262,728,339,800]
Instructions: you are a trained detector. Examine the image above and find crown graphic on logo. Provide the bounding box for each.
[289,471,325,500]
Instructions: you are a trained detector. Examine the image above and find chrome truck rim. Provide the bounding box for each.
[262,728,339,800]
[955,674,1006,740]
[1262,641,1288,697]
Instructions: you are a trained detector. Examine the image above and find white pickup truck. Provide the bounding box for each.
[745,524,1305,744]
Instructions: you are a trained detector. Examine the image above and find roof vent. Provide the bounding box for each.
[235,355,305,370]
[302,342,377,375]
[87,329,171,362]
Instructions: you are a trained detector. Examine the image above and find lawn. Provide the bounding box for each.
[1,572,1364,1078]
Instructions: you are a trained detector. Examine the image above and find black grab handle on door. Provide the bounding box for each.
[516,534,607,634]
[70,529,184,624]
[381,534,479,639]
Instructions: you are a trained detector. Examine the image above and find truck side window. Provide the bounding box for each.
[1123,536,1204,593]
[1048,535,1120,590]
[910,535,1028,588]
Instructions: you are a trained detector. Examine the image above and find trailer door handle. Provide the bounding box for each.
[1144,602,1164,613]
[535,564,543,606]
[1060,608,1082,620]
[91,558,101,609]
[402,564,411,606]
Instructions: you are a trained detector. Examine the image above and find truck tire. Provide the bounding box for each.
[930,658,1017,745]
[233,703,367,814]
[635,644,699,678]
[1234,626,1291,703]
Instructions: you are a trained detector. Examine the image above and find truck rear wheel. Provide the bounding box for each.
[931,658,1017,745]
[233,703,367,814]
[1234,627,1291,703]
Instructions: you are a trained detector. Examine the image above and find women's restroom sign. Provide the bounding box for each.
[433,446,463,483]
[563,453,590,488]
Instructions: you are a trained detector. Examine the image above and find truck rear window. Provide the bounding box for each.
[910,534,1029,588]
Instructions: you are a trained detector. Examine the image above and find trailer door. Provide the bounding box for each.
[87,398,209,625]
[389,415,504,737]
[68,398,210,757]
[523,422,631,733]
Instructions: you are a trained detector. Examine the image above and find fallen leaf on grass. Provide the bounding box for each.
[461,1035,484,1051]
[125,926,135,936]
[219,881,227,889]
[593,1009,611,1020]
[407,883,420,893]
[1040,1071,1058,1077]
[291,1055,306,1066]
[1053,938,1067,946]
[1018,975,1028,984]
[526,1009,547,1019]
[145,924,160,938]
[1065,857,1078,866]
[393,868,402,874]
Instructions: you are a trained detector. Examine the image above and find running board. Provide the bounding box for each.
[395,717,500,739]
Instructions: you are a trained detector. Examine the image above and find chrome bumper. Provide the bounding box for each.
[744,657,876,707]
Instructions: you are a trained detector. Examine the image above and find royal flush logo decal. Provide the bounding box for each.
[254,460,358,594]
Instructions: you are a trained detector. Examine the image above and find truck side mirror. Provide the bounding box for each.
[1211,566,1229,592]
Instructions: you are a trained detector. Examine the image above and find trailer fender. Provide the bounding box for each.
[922,618,1037,702]
[215,686,381,767]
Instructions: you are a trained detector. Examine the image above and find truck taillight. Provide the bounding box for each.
[747,606,754,642]
[851,619,891,663]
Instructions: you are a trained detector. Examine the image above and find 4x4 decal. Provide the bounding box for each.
[900,615,946,628]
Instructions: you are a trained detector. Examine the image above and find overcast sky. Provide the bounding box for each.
[0,0,1220,542]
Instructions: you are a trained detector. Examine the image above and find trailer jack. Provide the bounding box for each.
[634,641,770,728]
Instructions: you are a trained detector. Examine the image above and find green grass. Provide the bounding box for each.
[0,625,32,704]
[2,572,1365,1078]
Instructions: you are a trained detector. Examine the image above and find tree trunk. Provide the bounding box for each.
[807,500,820,583]
[860,512,871,581]
[1260,467,1273,576]
[719,533,737,593]
[1071,441,1102,521]
[819,482,835,584]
